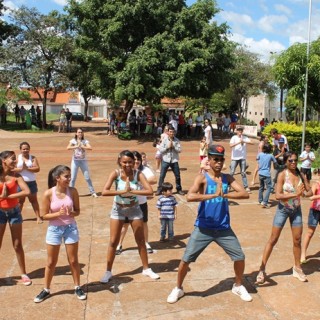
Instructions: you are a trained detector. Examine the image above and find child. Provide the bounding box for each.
[199,136,208,163]
[141,152,149,167]
[153,138,162,173]
[299,143,315,183]
[34,165,86,303]
[156,182,178,241]
[0,150,31,286]
[301,168,320,263]
[257,144,277,208]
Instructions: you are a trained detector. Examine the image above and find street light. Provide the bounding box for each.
[301,0,312,153]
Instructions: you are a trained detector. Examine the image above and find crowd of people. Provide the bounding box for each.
[1,120,320,307]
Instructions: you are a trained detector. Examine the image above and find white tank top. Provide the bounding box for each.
[17,154,36,182]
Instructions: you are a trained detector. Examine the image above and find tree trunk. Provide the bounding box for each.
[83,95,89,121]
[124,100,134,120]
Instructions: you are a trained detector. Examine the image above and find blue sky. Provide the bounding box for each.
[4,0,320,60]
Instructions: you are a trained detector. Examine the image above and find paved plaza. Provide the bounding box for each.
[0,124,320,320]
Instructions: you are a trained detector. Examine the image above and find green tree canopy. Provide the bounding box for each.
[1,7,74,126]
[68,0,235,113]
[273,38,320,112]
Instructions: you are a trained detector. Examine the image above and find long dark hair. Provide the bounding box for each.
[74,128,84,140]
[283,151,307,188]
[0,151,15,175]
[117,150,135,166]
[132,150,143,171]
[48,165,70,188]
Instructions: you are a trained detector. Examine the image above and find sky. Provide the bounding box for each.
[3,0,320,61]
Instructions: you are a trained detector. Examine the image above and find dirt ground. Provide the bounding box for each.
[0,123,319,320]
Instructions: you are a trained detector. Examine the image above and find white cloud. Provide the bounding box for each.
[274,4,292,16]
[52,0,67,5]
[229,33,286,61]
[219,11,254,34]
[287,12,320,45]
[258,15,288,33]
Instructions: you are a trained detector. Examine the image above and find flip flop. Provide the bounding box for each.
[255,270,266,284]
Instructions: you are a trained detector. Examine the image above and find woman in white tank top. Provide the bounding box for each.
[15,142,41,224]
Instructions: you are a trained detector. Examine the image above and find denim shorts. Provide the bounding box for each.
[46,223,79,245]
[273,203,302,228]
[182,226,245,263]
[110,203,143,221]
[0,206,23,225]
[307,208,320,227]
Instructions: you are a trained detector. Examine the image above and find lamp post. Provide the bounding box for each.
[301,0,312,153]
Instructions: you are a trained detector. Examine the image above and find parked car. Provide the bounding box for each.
[71,112,92,121]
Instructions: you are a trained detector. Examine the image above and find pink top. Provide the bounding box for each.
[49,186,76,226]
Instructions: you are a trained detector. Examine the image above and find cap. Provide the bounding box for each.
[236,126,244,131]
[208,145,225,156]
[278,137,285,143]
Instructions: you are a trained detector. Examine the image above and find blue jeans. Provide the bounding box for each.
[160,219,174,238]
[259,175,272,205]
[70,159,95,194]
[230,159,248,189]
[157,161,182,192]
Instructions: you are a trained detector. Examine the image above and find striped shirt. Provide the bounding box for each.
[156,195,177,219]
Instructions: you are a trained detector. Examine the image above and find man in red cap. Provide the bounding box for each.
[167,144,252,304]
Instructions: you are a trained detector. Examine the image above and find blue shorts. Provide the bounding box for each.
[182,226,245,263]
[0,206,23,225]
[17,180,38,194]
[273,203,302,228]
[46,223,79,245]
[307,208,320,227]
[110,203,143,221]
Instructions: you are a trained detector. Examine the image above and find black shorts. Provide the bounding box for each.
[301,168,312,181]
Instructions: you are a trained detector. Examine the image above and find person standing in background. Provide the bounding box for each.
[299,143,315,183]
[65,108,73,133]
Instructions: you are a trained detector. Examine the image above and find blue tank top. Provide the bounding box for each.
[195,173,230,230]
[114,169,139,205]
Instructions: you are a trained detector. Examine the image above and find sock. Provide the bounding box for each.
[75,285,80,290]
[44,288,50,293]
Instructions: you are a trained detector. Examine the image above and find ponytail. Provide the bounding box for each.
[48,165,70,188]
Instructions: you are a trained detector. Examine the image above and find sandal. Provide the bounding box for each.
[256,270,266,284]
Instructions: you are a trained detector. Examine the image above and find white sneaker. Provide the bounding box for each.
[231,284,252,302]
[292,266,307,282]
[100,271,112,283]
[142,268,160,280]
[167,287,184,303]
[92,193,99,198]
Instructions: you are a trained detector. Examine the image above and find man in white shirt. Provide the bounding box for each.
[229,127,254,193]
[270,128,289,151]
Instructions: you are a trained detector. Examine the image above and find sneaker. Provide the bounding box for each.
[21,274,32,286]
[115,245,122,255]
[100,271,112,283]
[34,289,50,303]
[155,191,161,196]
[92,193,99,198]
[245,188,252,194]
[142,268,160,280]
[75,287,87,300]
[167,287,184,303]
[292,266,307,282]
[146,242,153,253]
[261,203,270,208]
[177,190,185,195]
[231,284,252,302]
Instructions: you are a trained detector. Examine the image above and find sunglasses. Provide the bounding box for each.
[288,159,298,163]
[211,157,225,162]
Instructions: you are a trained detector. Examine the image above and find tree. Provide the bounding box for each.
[272,38,320,113]
[67,0,235,116]
[228,46,276,118]
[0,0,17,44]
[1,7,74,127]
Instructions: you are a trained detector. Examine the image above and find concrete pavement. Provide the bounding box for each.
[0,125,319,320]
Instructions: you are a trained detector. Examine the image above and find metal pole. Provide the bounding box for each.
[301,0,312,153]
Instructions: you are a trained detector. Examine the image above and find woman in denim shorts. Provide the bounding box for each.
[100,150,160,284]
[15,141,42,224]
[0,150,31,285]
[301,168,320,263]
[256,152,312,285]
[34,165,86,303]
